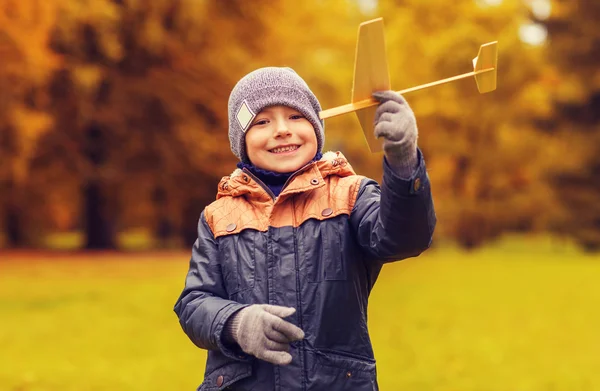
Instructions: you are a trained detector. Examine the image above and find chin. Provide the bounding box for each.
[273,160,307,173]
[273,165,300,174]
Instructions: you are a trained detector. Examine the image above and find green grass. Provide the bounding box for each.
[1,238,599,391]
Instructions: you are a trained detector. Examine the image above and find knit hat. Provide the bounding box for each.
[228,67,325,163]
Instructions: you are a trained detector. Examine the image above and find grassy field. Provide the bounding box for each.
[1,237,599,391]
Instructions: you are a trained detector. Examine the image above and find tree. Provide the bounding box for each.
[0,0,58,246]
[541,0,600,250]
[38,0,286,248]
[364,0,562,248]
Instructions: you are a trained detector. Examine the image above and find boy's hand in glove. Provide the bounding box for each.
[224,304,305,366]
[372,91,419,178]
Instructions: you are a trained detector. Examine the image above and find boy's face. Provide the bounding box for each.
[245,105,318,173]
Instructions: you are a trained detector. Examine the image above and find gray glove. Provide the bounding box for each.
[372,90,419,178]
[223,304,305,366]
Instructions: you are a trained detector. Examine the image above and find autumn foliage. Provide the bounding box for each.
[0,0,598,250]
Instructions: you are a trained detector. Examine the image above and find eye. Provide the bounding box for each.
[252,118,269,126]
[290,114,305,120]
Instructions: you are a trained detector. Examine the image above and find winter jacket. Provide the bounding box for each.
[174,150,436,391]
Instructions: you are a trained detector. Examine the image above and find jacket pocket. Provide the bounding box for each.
[322,219,347,281]
[218,230,257,298]
[304,217,347,283]
[309,349,377,390]
[198,361,253,391]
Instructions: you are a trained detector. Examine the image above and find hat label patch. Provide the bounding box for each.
[236,100,255,132]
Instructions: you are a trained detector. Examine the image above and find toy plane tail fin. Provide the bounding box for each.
[473,41,498,93]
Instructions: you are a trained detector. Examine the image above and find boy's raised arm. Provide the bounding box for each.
[173,211,250,360]
[349,91,436,262]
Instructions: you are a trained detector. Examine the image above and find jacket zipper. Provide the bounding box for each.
[242,169,277,200]
[243,161,317,391]
[292,225,307,391]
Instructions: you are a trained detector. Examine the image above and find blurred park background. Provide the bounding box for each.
[1,0,599,390]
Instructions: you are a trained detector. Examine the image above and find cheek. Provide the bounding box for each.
[301,128,318,147]
[245,132,266,156]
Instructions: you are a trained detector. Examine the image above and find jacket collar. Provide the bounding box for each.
[216,151,356,201]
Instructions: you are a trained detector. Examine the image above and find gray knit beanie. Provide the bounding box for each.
[228,67,325,163]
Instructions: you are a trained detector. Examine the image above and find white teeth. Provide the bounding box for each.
[271,145,299,153]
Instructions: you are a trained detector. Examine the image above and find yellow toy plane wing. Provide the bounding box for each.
[351,18,390,153]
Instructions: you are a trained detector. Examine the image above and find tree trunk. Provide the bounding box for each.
[153,186,173,248]
[83,180,115,249]
[182,197,201,247]
[4,201,23,247]
[3,179,25,248]
[82,122,115,250]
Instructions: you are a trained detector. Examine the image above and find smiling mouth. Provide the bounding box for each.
[270,145,300,154]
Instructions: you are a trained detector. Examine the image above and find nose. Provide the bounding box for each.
[273,118,291,137]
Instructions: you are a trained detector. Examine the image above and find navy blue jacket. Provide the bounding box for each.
[174,151,436,390]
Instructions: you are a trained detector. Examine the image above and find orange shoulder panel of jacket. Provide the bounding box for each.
[204,196,270,238]
[206,151,368,234]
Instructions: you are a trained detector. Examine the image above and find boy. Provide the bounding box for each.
[174,67,436,390]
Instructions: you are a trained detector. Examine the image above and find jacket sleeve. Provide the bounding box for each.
[173,211,250,360]
[349,148,436,262]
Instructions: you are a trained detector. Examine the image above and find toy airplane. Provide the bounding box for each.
[319,18,498,152]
